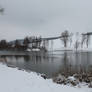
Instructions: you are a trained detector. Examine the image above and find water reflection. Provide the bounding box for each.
[0,51,92,78]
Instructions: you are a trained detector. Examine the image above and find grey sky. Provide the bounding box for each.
[0,0,92,42]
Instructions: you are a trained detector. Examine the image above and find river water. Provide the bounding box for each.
[0,51,92,78]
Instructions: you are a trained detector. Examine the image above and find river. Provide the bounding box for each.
[0,51,92,78]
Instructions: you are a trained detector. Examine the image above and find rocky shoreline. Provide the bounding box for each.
[52,73,92,88]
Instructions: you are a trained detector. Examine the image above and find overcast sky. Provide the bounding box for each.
[0,0,92,48]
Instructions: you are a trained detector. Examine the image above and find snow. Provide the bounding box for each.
[0,64,91,92]
[54,47,92,52]
[27,48,40,51]
[26,49,31,51]
[67,76,76,81]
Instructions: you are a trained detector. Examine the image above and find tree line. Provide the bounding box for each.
[0,36,42,51]
[61,30,91,50]
[0,31,91,51]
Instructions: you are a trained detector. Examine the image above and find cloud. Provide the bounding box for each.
[0,0,92,41]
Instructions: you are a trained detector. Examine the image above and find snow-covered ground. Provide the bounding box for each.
[0,64,92,92]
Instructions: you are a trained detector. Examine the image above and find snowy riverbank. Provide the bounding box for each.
[0,64,92,92]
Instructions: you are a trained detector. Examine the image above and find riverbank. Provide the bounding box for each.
[0,64,91,92]
[54,47,92,52]
[0,50,47,56]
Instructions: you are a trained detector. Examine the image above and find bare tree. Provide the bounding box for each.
[74,32,80,51]
[15,40,20,48]
[23,37,29,46]
[61,30,71,48]
[81,35,87,48]
[69,33,73,47]
[86,35,91,48]
[0,39,7,49]
[81,34,91,48]
[74,40,80,51]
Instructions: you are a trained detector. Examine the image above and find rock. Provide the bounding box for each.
[88,77,92,81]
[84,78,90,83]
[53,74,79,86]
[70,81,77,86]
[73,73,90,83]
[53,73,92,87]
[82,73,87,79]
[79,77,82,82]
[67,76,79,86]
[41,74,47,79]
[53,74,66,84]
[73,74,80,79]
[89,82,92,88]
